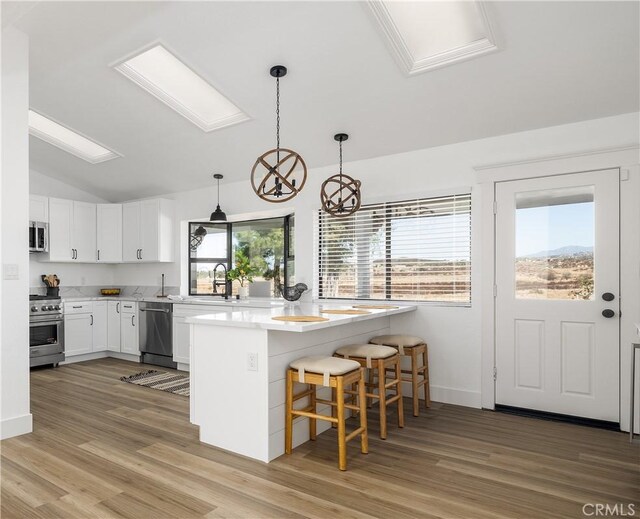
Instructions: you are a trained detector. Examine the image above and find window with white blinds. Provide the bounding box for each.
[316,193,471,305]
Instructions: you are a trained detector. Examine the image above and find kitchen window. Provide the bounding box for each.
[189,215,294,297]
[316,194,471,305]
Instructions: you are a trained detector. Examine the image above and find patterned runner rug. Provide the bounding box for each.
[120,370,189,396]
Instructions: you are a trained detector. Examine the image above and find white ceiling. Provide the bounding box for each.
[7,1,640,202]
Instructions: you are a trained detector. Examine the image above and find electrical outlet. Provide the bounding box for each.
[247,352,258,371]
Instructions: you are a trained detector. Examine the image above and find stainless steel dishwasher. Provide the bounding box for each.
[139,302,176,368]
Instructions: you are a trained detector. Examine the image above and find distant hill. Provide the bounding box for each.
[522,246,593,258]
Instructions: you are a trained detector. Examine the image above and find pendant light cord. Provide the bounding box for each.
[339,139,344,205]
[276,75,280,164]
[217,177,220,206]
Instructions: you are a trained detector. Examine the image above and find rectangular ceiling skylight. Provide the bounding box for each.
[113,44,249,132]
[28,110,121,164]
[367,1,498,75]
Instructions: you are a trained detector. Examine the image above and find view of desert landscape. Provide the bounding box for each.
[515,248,594,300]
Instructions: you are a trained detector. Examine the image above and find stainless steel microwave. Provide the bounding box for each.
[29,221,48,253]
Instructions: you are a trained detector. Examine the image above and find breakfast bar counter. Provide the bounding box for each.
[187,302,416,462]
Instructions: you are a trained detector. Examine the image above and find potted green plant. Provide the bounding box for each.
[227,250,258,298]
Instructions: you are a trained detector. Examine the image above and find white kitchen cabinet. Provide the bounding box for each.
[122,202,140,262]
[48,198,73,261]
[122,199,174,263]
[120,303,139,355]
[29,195,49,222]
[92,301,108,352]
[64,313,93,356]
[172,304,229,367]
[48,198,97,262]
[97,204,122,263]
[107,301,122,352]
[173,317,191,365]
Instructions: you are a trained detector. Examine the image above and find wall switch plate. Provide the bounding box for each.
[3,264,19,280]
[247,352,258,371]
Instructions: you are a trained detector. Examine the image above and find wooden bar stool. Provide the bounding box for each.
[370,335,430,417]
[285,356,368,471]
[334,344,404,439]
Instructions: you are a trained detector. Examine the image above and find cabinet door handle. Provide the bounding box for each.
[97,250,100,261]
[90,315,94,325]
[72,305,82,309]
[116,302,120,313]
[139,249,142,260]
[131,315,135,326]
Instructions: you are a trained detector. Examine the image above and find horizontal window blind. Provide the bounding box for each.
[316,193,471,304]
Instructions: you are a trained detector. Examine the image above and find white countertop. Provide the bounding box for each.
[186,303,416,332]
[61,296,289,307]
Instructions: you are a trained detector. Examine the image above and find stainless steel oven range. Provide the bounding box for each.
[29,295,64,367]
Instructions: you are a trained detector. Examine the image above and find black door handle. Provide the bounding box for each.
[602,292,615,302]
[602,309,615,318]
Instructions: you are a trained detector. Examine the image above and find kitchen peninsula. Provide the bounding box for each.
[187,303,416,462]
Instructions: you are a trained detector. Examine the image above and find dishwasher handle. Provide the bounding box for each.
[140,308,170,313]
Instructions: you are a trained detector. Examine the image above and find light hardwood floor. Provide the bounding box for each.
[1,358,638,518]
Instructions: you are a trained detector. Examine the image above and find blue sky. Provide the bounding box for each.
[516,202,594,257]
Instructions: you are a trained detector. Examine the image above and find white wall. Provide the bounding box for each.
[112,112,639,408]
[30,169,108,204]
[29,169,115,289]
[1,26,32,439]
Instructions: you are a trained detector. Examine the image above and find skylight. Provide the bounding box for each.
[28,110,121,164]
[366,1,498,75]
[113,44,249,132]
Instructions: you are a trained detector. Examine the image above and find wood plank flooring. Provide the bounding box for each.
[2,358,638,518]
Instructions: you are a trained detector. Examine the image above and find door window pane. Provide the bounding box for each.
[515,186,594,300]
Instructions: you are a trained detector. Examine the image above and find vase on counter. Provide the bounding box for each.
[238,285,250,299]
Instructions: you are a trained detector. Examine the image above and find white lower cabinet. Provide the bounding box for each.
[65,313,93,356]
[173,317,191,365]
[121,303,139,355]
[107,301,122,352]
[172,304,228,367]
[92,301,108,352]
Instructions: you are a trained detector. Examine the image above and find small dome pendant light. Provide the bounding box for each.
[251,65,307,203]
[320,133,362,217]
[210,173,227,222]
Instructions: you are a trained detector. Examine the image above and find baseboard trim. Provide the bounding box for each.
[495,404,620,431]
[1,413,33,440]
[429,385,482,409]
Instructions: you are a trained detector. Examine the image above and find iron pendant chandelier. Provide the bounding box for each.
[320,133,362,217]
[251,65,307,203]
[210,173,227,222]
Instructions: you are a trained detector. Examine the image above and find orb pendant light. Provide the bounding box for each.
[320,133,362,217]
[251,65,307,203]
[210,174,227,222]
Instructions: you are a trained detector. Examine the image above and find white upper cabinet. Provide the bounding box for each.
[29,195,49,222]
[48,198,96,262]
[73,201,97,262]
[44,196,173,264]
[122,201,141,262]
[48,198,74,261]
[97,203,122,262]
[122,199,174,263]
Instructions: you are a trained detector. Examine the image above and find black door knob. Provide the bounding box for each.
[602,292,615,302]
[602,309,615,318]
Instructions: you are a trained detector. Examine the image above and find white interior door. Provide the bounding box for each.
[495,169,620,422]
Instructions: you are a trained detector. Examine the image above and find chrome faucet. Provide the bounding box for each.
[212,263,228,297]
